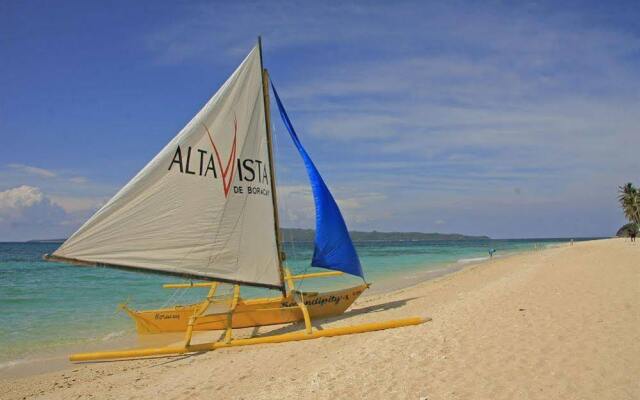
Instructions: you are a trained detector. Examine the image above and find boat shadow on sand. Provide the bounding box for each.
[251,296,419,337]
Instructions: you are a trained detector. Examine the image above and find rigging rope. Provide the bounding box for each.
[272,121,311,292]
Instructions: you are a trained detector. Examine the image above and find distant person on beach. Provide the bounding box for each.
[630,229,637,243]
[488,248,496,258]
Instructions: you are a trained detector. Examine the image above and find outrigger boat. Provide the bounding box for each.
[121,277,368,335]
[44,38,426,362]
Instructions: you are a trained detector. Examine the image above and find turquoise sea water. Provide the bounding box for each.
[0,238,592,366]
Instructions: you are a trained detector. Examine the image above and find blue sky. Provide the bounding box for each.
[1,1,639,241]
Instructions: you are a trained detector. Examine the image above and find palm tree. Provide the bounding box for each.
[618,183,640,231]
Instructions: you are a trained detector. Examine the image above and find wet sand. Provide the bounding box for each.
[1,238,638,399]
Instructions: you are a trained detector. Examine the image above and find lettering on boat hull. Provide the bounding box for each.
[280,288,364,308]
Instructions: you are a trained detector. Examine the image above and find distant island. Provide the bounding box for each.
[280,228,490,242]
[28,230,489,244]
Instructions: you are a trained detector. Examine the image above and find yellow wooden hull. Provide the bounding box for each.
[126,284,368,334]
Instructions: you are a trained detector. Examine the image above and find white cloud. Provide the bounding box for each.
[256,5,638,239]
[7,163,57,178]
[48,195,106,214]
[68,176,88,184]
[0,185,107,241]
[0,186,71,240]
[276,183,390,230]
[277,185,314,227]
[143,2,387,64]
[3,3,634,239]
[0,164,113,215]
[0,185,45,211]
[140,2,636,238]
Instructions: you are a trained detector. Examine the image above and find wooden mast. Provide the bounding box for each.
[258,36,286,296]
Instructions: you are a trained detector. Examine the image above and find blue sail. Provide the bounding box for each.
[271,81,364,279]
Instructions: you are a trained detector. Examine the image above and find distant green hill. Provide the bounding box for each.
[281,228,490,242]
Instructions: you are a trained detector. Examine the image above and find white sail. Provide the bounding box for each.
[53,45,282,289]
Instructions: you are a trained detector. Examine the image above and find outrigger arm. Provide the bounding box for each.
[183,282,219,347]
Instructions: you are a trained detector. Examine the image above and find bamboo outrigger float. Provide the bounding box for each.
[45,38,427,362]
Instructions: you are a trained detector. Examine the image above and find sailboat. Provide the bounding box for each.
[44,38,426,362]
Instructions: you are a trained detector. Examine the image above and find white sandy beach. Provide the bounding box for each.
[1,238,638,399]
